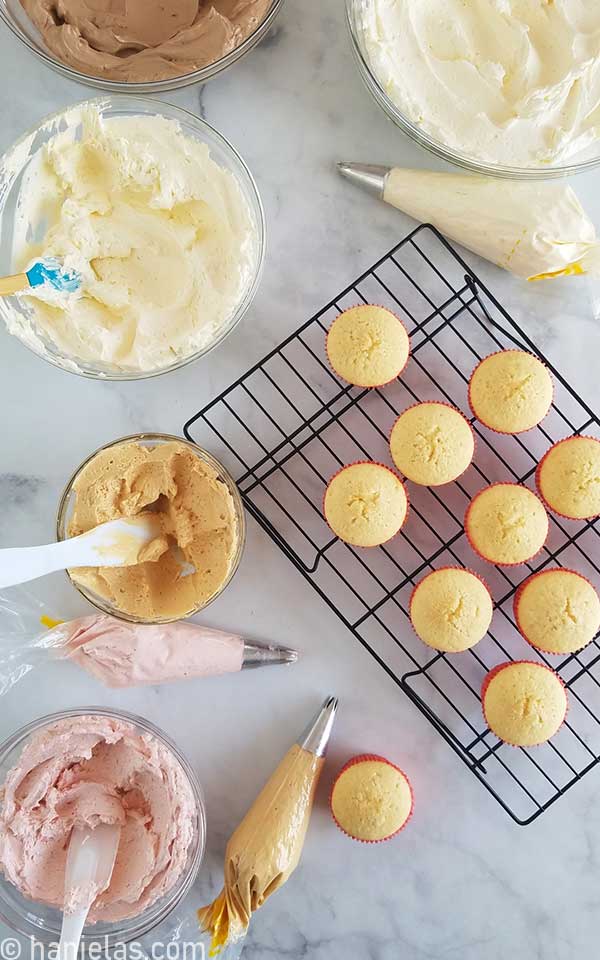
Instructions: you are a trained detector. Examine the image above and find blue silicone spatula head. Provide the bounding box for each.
[25,257,81,293]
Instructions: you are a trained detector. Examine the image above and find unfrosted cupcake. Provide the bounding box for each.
[326,305,410,388]
[536,436,600,520]
[465,483,548,566]
[468,350,553,434]
[410,567,493,653]
[389,402,474,486]
[330,755,413,842]
[482,661,567,747]
[324,462,408,547]
[514,568,600,655]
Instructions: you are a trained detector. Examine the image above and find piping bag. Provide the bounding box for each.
[338,164,600,281]
[198,696,338,956]
[0,588,297,694]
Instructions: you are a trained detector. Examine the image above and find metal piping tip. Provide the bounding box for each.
[297,695,338,758]
[337,162,390,199]
[242,640,299,669]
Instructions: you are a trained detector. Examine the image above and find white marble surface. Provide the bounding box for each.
[1,3,600,958]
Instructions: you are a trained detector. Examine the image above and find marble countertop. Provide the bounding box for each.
[1,3,600,959]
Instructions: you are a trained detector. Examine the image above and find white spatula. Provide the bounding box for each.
[0,516,160,590]
[58,822,121,960]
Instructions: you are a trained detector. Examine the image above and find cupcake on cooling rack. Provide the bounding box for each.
[536,436,600,520]
[514,568,600,655]
[389,401,474,486]
[410,567,493,653]
[482,661,567,747]
[465,483,549,566]
[330,755,413,842]
[468,349,553,434]
[326,304,410,388]
[323,462,408,547]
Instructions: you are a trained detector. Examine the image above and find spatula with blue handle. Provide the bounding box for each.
[0,257,81,296]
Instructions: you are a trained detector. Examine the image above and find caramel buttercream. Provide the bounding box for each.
[67,440,240,620]
[20,0,273,82]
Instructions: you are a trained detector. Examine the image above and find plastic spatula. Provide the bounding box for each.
[0,515,161,589]
[58,823,121,960]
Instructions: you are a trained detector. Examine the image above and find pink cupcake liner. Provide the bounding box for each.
[329,754,414,843]
[388,400,476,486]
[535,436,600,521]
[325,304,411,389]
[481,660,568,748]
[409,565,494,653]
[514,567,600,655]
[467,349,554,436]
[323,461,409,549]
[464,482,549,567]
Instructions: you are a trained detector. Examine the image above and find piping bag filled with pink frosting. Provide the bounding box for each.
[198,696,337,957]
[0,589,297,694]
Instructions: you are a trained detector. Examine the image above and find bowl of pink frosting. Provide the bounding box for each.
[0,708,206,945]
[0,0,284,92]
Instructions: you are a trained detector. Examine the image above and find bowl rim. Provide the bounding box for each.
[345,0,600,181]
[56,432,247,624]
[0,93,266,380]
[0,0,284,92]
[0,706,206,945]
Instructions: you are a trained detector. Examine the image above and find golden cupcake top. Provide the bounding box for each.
[515,569,600,655]
[330,756,413,842]
[410,567,493,653]
[324,462,408,547]
[390,401,474,486]
[468,350,553,434]
[537,436,600,520]
[465,483,548,566]
[67,440,239,620]
[326,304,410,387]
[482,661,567,747]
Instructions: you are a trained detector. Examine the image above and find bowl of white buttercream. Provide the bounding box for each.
[0,95,265,378]
[0,708,206,945]
[0,0,284,92]
[347,0,600,179]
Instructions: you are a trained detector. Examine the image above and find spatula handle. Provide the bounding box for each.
[0,273,28,297]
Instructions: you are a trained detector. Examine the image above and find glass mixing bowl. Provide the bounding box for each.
[56,433,246,624]
[0,707,206,946]
[346,0,600,181]
[0,0,284,92]
[0,95,265,379]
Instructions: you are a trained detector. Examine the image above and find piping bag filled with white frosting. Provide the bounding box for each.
[338,164,600,281]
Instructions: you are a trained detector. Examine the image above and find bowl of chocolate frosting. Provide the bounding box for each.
[0,0,283,91]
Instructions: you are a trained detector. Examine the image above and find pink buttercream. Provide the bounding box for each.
[56,616,244,687]
[0,715,197,922]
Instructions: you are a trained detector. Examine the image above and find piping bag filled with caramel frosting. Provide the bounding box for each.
[198,696,338,956]
[338,164,600,281]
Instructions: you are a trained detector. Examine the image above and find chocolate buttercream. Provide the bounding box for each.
[20,0,273,82]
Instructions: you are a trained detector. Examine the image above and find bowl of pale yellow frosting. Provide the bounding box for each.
[0,96,265,378]
[56,433,246,623]
[347,0,600,179]
[0,0,283,92]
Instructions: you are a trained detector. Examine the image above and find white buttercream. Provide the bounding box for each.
[383,169,600,279]
[6,108,258,372]
[359,0,600,167]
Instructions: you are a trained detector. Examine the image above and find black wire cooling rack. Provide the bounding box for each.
[184,224,600,825]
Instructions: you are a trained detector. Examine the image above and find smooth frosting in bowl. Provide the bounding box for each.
[19,0,273,82]
[6,106,258,374]
[358,0,600,167]
[0,715,197,922]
